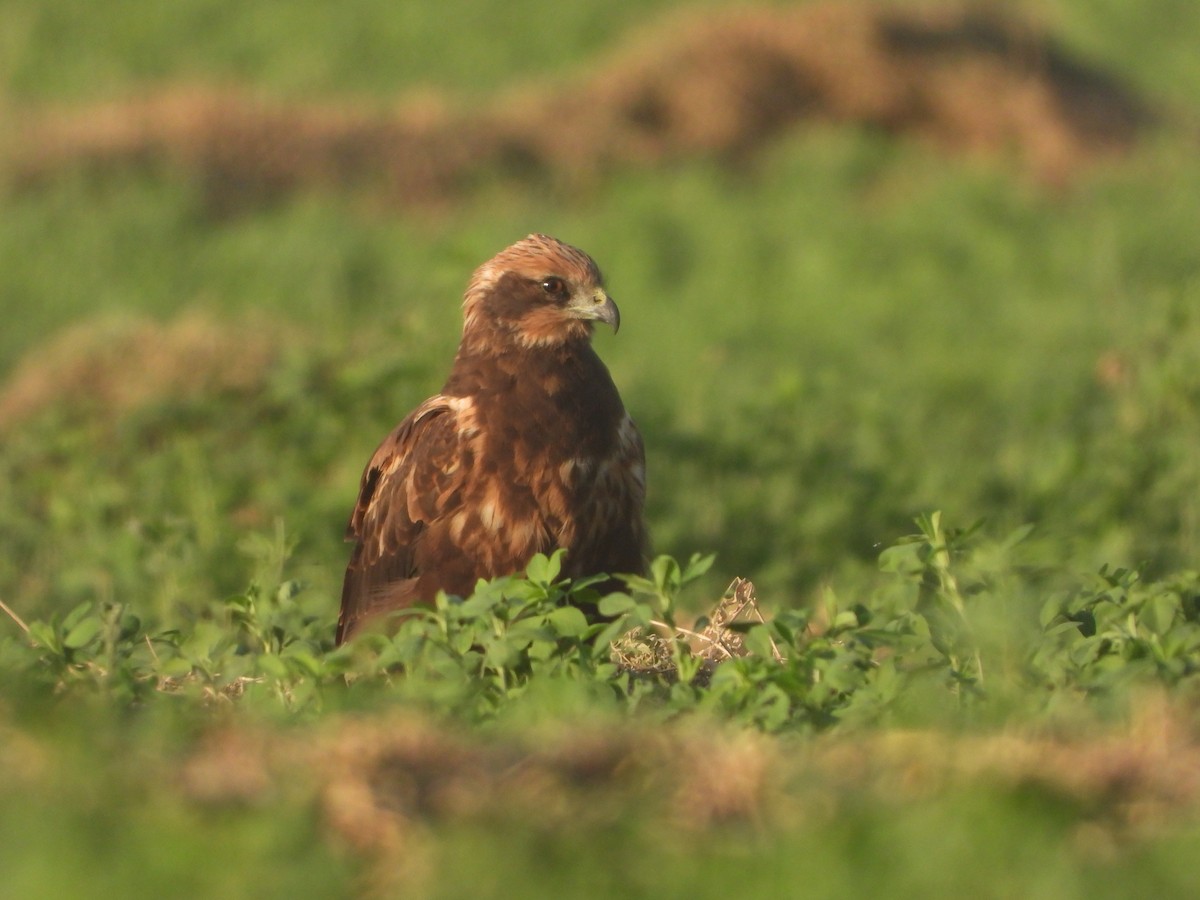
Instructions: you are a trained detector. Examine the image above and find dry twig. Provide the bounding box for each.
[0,598,30,635]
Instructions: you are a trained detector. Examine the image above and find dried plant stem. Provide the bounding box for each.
[0,597,30,634]
[650,620,739,661]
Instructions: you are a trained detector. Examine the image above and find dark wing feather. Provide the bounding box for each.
[336,396,464,644]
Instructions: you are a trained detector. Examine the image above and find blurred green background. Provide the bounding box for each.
[2,0,1200,895]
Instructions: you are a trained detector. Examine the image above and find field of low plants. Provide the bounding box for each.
[3,0,1200,895]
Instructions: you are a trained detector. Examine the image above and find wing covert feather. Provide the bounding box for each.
[337,396,465,643]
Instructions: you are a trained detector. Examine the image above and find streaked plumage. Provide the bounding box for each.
[337,234,648,644]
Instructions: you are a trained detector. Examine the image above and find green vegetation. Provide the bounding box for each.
[3,0,1200,896]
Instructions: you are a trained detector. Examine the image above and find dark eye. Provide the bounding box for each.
[540,276,567,298]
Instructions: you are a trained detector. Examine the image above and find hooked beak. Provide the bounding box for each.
[568,288,621,333]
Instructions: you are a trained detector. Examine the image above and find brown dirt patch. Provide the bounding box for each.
[7,693,1198,894]
[0,311,284,430]
[7,4,1156,213]
[293,697,1200,850]
[163,695,1200,892]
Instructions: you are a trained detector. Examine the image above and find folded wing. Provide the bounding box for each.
[337,396,464,644]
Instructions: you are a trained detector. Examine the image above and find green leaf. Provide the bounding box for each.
[878,543,922,575]
[160,658,195,679]
[257,655,289,679]
[755,684,791,731]
[27,621,61,654]
[1039,595,1063,628]
[589,618,630,650]
[570,573,609,591]
[1144,593,1180,634]
[682,553,716,583]
[598,593,637,616]
[276,580,304,602]
[619,574,658,596]
[458,592,501,618]
[651,556,682,595]
[743,624,777,660]
[282,649,326,678]
[61,601,94,633]
[627,603,656,630]
[832,610,861,631]
[223,593,253,611]
[506,617,550,641]
[483,640,521,671]
[525,551,563,586]
[545,606,589,638]
[63,616,103,650]
[1000,522,1036,551]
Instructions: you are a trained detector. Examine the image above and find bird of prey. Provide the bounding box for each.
[337,234,648,644]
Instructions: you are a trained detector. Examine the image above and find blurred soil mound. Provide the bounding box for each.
[167,697,1200,890]
[0,312,282,430]
[8,3,1156,212]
